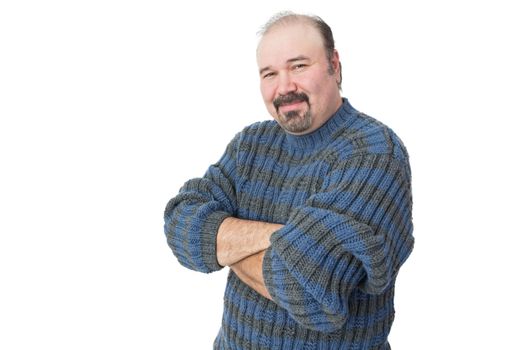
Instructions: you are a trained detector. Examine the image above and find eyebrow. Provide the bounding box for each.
[259,55,311,76]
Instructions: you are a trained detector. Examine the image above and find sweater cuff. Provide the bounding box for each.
[264,208,389,300]
[200,211,231,272]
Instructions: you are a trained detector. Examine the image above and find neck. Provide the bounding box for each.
[289,96,343,136]
[284,98,355,150]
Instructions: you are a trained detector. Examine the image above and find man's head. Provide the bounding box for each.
[256,12,343,135]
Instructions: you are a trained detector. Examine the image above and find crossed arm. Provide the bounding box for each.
[216,217,283,300]
[166,152,414,331]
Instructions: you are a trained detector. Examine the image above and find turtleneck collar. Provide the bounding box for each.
[284,98,357,150]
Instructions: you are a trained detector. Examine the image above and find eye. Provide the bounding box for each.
[262,72,276,79]
[292,64,307,71]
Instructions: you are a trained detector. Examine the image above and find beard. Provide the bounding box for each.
[273,92,312,134]
[278,109,312,134]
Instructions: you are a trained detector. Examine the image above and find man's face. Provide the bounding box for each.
[256,21,342,135]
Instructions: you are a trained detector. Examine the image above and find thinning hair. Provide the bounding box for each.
[258,11,342,89]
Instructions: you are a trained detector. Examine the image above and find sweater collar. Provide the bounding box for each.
[284,98,356,150]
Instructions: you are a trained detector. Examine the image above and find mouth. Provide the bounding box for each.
[273,92,309,114]
[278,100,305,114]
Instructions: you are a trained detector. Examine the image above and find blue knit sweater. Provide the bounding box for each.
[164,99,414,349]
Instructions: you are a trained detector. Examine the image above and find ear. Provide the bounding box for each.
[330,49,342,87]
[331,49,341,76]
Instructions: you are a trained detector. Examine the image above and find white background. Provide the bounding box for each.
[1,1,524,349]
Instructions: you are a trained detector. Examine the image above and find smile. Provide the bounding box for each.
[278,100,305,113]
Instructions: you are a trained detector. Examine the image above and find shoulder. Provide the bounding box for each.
[336,110,410,163]
[240,119,280,136]
[323,112,412,187]
[236,119,283,147]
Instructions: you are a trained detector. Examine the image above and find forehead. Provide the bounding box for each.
[256,22,325,67]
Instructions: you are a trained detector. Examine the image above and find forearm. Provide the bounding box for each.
[230,250,272,300]
[216,217,283,266]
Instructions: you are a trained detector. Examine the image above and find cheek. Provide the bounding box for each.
[260,82,275,104]
[300,74,322,94]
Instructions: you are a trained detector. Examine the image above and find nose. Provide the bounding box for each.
[277,72,297,96]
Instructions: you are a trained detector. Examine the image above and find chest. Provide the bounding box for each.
[235,147,329,222]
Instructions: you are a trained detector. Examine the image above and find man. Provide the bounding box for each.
[164,12,414,349]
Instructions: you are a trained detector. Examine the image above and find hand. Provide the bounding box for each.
[231,250,272,300]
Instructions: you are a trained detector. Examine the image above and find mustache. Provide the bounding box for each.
[273,92,309,110]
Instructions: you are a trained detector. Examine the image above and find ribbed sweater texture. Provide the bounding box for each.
[164,99,414,349]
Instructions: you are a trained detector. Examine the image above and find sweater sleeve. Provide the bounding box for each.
[164,135,239,273]
[262,154,414,332]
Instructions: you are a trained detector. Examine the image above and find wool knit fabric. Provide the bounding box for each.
[164,99,414,350]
